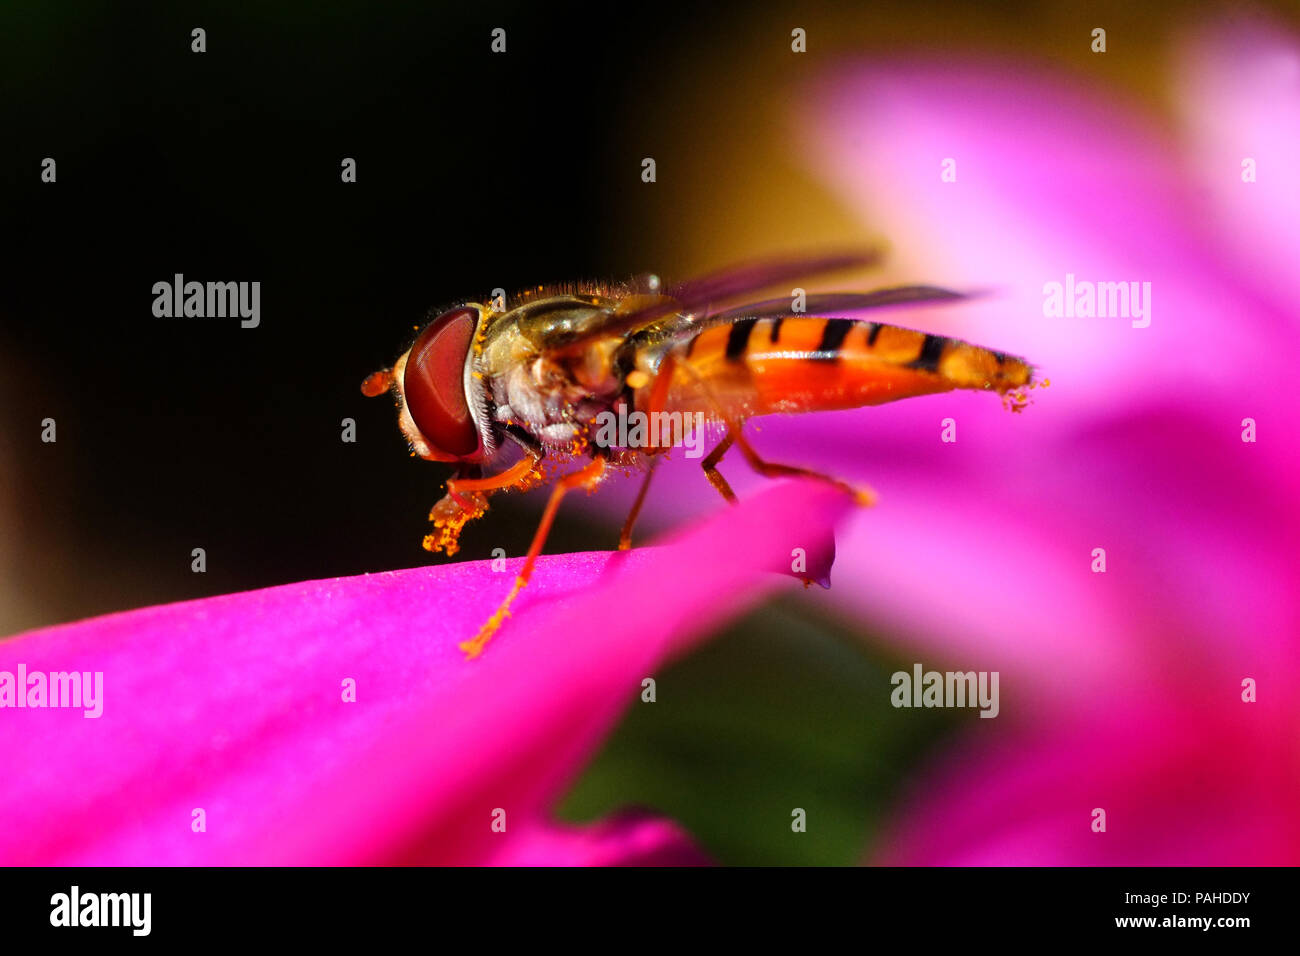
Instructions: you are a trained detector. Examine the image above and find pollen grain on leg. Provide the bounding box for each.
[460,575,526,659]
[424,492,489,557]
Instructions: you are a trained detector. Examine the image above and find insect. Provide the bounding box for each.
[362,251,1035,658]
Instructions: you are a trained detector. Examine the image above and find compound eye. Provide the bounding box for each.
[403,307,480,458]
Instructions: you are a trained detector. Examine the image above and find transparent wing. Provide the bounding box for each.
[700,285,970,328]
[542,249,882,355]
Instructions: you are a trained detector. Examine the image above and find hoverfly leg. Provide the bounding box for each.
[708,423,870,590]
[659,357,740,504]
[700,431,739,504]
[445,453,542,498]
[460,456,607,660]
[427,455,544,557]
[424,492,489,557]
[678,350,875,507]
[731,429,877,508]
[618,458,660,551]
[617,352,677,548]
[644,353,677,445]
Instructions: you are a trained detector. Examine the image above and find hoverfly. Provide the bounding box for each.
[362,251,1034,658]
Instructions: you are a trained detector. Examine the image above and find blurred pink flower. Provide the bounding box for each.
[0,482,848,865]
[578,20,1300,863]
[812,22,1300,862]
[791,35,1299,702]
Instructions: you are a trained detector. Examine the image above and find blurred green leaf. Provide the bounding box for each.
[559,598,960,865]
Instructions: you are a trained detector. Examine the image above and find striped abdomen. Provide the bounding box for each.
[661,316,1032,418]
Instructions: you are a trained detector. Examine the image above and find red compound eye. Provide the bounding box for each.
[402,307,480,459]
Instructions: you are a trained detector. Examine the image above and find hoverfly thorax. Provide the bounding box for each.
[362,303,495,463]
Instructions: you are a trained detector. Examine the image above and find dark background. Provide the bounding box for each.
[1,1,705,627]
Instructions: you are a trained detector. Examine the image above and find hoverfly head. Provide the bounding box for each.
[362,304,493,463]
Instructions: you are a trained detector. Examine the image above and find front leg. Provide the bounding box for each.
[460,456,607,659]
[424,454,544,556]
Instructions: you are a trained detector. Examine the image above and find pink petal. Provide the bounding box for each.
[485,811,711,866]
[875,699,1300,865]
[0,482,853,865]
[790,45,1300,865]
[775,57,1300,693]
[1173,18,1300,316]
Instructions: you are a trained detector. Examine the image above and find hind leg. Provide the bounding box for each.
[700,431,738,504]
[618,457,660,551]
[730,429,876,506]
[671,353,876,507]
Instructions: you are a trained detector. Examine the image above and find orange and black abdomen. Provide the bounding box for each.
[665,316,1032,418]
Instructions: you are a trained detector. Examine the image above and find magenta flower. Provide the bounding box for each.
[571,19,1300,863]
[0,483,849,865]
[792,36,1299,703]
[800,23,1300,862]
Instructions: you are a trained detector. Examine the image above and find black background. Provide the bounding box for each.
[0,1,722,630]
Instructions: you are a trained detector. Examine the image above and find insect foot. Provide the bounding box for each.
[459,583,522,661]
[423,491,489,557]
